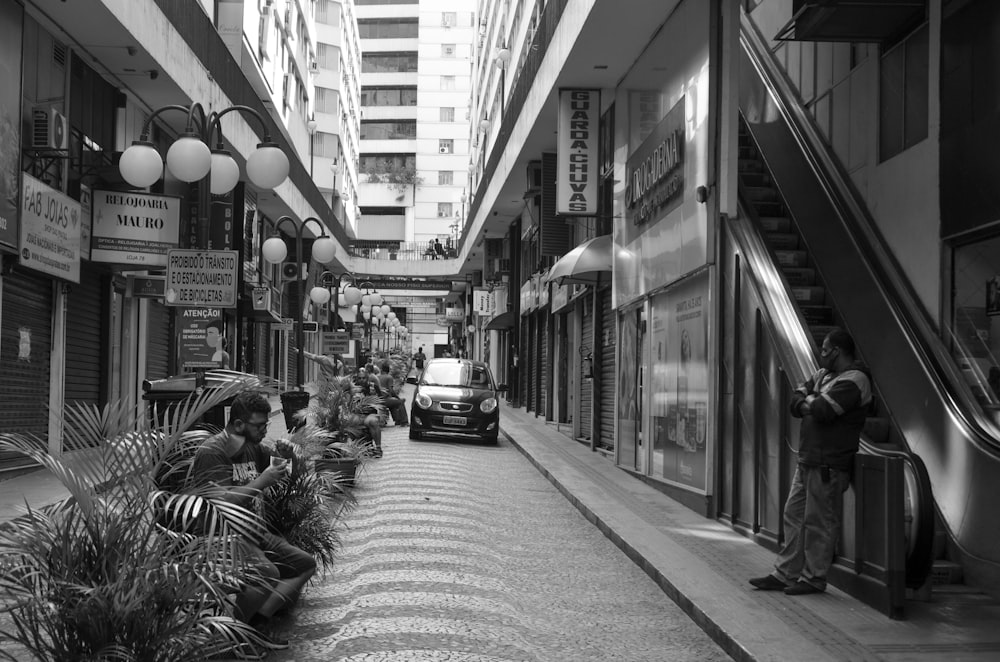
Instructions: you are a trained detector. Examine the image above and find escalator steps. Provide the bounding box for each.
[782,267,816,286]
[765,232,799,250]
[759,216,791,233]
[775,250,808,267]
[801,305,833,324]
[791,286,825,304]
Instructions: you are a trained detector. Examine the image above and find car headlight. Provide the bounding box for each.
[480,397,498,414]
[415,392,433,409]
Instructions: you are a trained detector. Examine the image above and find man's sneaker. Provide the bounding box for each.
[784,580,824,595]
[749,575,788,591]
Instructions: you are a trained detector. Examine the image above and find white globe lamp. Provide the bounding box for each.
[166,133,212,182]
[261,236,288,263]
[210,150,240,195]
[342,285,362,306]
[246,142,290,189]
[119,141,163,188]
[309,286,331,305]
[311,235,336,264]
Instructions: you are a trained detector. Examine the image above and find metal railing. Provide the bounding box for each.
[347,240,458,261]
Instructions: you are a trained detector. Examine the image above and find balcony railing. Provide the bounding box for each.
[347,240,457,261]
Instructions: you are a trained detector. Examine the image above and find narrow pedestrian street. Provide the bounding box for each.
[266,408,729,661]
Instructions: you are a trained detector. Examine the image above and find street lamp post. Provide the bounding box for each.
[119,102,291,374]
[310,271,362,332]
[494,47,511,119]
[261,216,337,390]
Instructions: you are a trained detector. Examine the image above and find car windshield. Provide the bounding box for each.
[422,362,492,388]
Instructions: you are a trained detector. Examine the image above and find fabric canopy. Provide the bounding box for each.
[484,310,515,331]
[544,234,613,285]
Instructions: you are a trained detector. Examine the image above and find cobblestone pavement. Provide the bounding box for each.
[267,425,731,662]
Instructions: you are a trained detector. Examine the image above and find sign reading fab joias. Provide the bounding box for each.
[165,249,239,308]
[91,190,180,265]
[19,172,82,283]
[557,89,599,215]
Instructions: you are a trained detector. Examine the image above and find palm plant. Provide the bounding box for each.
[0,379,279,662]
[259,424,358,571]
[301,374,385,446]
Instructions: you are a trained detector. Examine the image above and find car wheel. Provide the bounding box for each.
[409,428,422,440]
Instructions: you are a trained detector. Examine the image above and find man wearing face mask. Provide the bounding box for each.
[749,328,871,596]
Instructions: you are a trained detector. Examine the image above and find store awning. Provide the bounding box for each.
[545,234,613,285]
[484,311,515,331]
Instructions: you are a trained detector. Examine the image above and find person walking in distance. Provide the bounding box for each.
[377,359,408,426]
[749,328,871,595]
[413,346,427,375]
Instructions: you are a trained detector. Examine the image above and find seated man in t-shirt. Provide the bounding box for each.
[190,391,316,650]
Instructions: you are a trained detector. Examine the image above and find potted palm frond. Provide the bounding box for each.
[259,425,358,571]
[0,379,281,662]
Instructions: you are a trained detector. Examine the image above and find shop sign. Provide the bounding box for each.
[445,307,465,321]
[90,190,181,265]
[18,172,82,283]
[164,249,239,308]
[557,89,600,215]
[535,274,549,308]
[0,0,23,251]
[126,274,166,298]
[177,307,229,370]
[551,281,570,313]
[79,185,92,260]
[624,97,685,227]
[472,288,491,315]
[323,331,350,354]
[520,280,535,314]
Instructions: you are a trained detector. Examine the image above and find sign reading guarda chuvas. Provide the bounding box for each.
[625,97,685,227]
[557,89,600,215]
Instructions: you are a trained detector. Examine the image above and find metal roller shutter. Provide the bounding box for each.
[65,264,105,408]
[539,313,548,417]
[598,287,616,450]
[0,271,53,468]
[146,300,172,381]
[579,299,593,441]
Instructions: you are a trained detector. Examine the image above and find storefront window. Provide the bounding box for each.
[951,236,1000,412]
[649,272,710,491]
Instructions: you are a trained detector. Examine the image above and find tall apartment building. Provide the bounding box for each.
[355,0,474,251]
[312,0,363,237]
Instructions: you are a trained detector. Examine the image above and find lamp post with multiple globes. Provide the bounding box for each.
[119,102,291,374]
[261,217,337,390]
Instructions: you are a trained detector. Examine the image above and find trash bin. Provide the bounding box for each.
[279,390,312,431]
[143,370,264,429]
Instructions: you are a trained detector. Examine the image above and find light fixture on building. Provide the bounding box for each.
[494,47,511,69]
[479,119,491,132]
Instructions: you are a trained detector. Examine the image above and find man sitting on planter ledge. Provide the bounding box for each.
[190,391,317,654]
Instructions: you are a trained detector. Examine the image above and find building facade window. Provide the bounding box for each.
[439,107,455,122]
[438,139,454,154]
[441,11,457,27]
[359,154,416,170]
[362,52,418,73]
[438,171,453,185]
[440,75,455,90]
[316,87,339,115]
[360,121,417,139]
[358,18,419,38]
[317,43,338,69]
[438,202,453,217]
[315,132,339,159]
[441,43,456,57]
[360,87,418,106]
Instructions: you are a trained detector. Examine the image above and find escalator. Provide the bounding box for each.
[736,12,1000,598]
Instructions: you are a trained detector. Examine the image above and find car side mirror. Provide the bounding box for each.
[406,376,418,385]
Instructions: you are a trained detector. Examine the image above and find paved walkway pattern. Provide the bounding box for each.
[268,423,729,661]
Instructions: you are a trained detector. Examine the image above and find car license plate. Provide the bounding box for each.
[442,415,467,426]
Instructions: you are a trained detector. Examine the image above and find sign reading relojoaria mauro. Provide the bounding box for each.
[164,249,239,308]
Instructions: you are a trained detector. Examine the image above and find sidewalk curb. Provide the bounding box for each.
[499,421,838,662]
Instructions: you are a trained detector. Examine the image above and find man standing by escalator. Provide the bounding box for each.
[749,328,872,595]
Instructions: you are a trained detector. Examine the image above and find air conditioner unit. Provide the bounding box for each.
[32,108,68,150]
[439,146,450,154]
[309,60,319,73]
[281,262,309,281]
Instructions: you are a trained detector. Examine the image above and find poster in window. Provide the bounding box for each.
[652,271,710,491]
[986,276,1000,316]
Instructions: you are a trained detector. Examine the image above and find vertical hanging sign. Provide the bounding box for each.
[556,89,599,215]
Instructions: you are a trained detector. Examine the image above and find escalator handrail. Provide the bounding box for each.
[739,10,1000,458]
[729,202,936,588]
